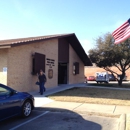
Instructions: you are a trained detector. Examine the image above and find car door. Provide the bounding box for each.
[0,86,21,121]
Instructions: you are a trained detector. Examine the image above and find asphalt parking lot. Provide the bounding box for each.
[0,108,119,130]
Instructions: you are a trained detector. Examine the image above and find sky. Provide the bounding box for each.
[0,0,129,54]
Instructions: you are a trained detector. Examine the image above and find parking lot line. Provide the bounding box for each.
[10,111,49,130]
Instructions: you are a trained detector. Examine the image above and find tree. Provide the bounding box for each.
[88,33,130,86]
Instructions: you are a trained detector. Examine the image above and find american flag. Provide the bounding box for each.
[112,18,130,44]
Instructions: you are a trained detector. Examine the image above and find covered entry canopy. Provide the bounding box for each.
[0,33,92,66]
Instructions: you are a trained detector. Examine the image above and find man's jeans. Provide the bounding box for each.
[39,82,46,94]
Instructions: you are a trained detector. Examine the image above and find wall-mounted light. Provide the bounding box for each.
[73,63,76,75]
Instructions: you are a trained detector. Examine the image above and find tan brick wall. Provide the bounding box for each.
[69,45,84,84]
[0,39,86,91]
[0,49,8,85]
[7,39,58,91]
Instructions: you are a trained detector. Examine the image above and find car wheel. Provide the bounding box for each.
[22,100,32,117]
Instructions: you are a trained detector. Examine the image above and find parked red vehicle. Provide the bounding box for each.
[87,76,95,81]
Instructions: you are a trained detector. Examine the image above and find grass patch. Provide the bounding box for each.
[48,85,130,106]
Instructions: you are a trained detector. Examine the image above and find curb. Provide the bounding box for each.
[118,114,126,130]
[125,114,130,130]
[35,107,120,117]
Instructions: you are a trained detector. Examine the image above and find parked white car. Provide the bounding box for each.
[96,72,109,83]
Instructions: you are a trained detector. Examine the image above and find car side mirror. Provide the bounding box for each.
[10,90,17,96]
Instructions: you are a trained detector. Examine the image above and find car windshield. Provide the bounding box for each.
[0,84,11,96]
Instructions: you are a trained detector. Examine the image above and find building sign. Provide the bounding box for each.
[46,59,55,68]
[46,58,55,79]
[3,67,7,73]
[48,69,53,79]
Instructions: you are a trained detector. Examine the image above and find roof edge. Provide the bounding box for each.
[0,33,75,47]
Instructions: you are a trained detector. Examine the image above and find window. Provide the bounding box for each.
[73,62,79,74]
[32,53,46,75]
[0,86,10,96]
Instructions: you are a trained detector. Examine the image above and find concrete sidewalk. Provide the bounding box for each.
[29,82,130,111]
[29,83,130,130]
[29,83,85,107]
[30,83,87,97]
[29,83,130,115]
[41,101,130,115]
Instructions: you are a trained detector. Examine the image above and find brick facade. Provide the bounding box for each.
[0,37,86,92]
[69,45,84,84]
[6,39,58,91]
[0,49,8,85]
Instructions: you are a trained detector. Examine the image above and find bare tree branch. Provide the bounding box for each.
[119,60,123,70]
[103,67,118,75]
[125,59,130,66]
[114,64,122,72]
[125,66,130,71]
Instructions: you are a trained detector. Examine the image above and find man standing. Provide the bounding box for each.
[38,70,47,95]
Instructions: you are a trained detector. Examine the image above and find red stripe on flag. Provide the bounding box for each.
[113,24,129,38]
[114,33,130,44]
[112,21,129,36]
[112,19,130,44]
[114,26,130,39]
